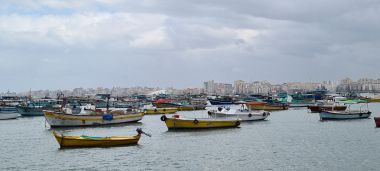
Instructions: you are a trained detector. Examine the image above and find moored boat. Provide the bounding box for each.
[246,102,288,111]
[374,117,380,127]
[16,99,62,116]
[0,107,19,120]
[153,99,205,111]
[208,105,270,121]
[208,96,235,105]
[44,110,144,127]
[52,128,150,148]
[319,102,371,120]
[160,115,241,129]
[319,110,371,120]
[16,106,61,116]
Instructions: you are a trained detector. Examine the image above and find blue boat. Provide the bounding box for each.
[16,99,61,116]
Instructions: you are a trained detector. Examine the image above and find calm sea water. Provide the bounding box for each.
[1,104,380,171]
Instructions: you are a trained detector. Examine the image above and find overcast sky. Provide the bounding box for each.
[1,0,380,92]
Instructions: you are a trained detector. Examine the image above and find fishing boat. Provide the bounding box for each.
[16,99,62,116]
[0,94,23,107]
[160,114,241,129]
[319,102,371,120]
[374,117,380,127]
[52,128,150,148]
[0,106,19,120]
[44,109,144,127]
[287,93,316,107]
[208,105,270,121]
[144,107,177,115]
[246,101,288,111]
[319,110,371,120]
[208,96,234,105]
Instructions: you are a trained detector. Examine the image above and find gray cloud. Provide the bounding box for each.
[0,0,380,92]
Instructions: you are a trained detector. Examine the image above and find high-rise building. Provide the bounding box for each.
[204,80,215,94]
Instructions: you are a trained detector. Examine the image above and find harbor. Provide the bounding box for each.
[2,1,380,170]
[1,95,380,170]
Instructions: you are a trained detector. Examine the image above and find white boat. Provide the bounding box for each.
[208,105,270,121]
[319,102,371,120]
[0,107,20,120]
[44,109,144,127]
[319,110,371,120]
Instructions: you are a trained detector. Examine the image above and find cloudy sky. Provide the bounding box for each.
[1,0,380,92]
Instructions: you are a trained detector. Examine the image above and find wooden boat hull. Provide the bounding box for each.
[53,131,140,148]
[44,111,144,127]
[162,116,240,129]
[144,108,177,115]
[375,117,380,127]
[308,105,347,113]
[248,104,288,111]
[210,111,269,121]
[319,111,371,120]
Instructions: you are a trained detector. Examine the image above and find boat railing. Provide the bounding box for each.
[359,103,369,113]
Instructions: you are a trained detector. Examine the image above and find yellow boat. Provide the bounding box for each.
[52,128,149,148]
[160,115,241,129]
[144,108,177,115]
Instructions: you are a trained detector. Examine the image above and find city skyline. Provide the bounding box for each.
[1,1,380,91]
[3,77,380,96]
[0,78,336,94]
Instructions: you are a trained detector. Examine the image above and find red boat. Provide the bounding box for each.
[375,117,380,127]
[308,105,347,113]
